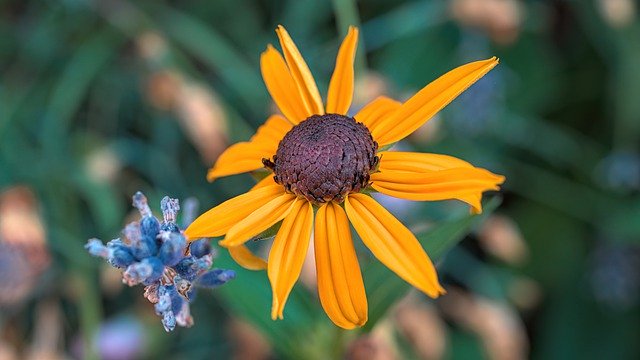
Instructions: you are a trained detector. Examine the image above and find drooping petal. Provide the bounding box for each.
[276,25,324,115]
[268,199,313,320]
[354,96,401,134]
[220,192,297,247]
[344,193,445,298]
[314,202,367,329]
[261,46,313,123]
[228,245,267,270]
[185,185,287,239]
[326,27,358,115]
[372,152,505,213]
[372,57,499,146]
[207,115,292,181]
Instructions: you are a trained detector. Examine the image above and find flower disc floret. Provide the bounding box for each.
[266,114,378,204]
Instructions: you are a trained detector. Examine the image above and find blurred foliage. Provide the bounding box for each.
[1,0,640,359]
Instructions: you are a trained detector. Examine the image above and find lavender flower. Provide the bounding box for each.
[85,191,235,332]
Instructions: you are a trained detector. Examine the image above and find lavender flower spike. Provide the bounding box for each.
[84,191,235,332]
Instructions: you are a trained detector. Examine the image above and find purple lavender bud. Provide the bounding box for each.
[140,216,160,240]
[123,222,141,244]
[161,311,176,332]
[196,254,213,271]
[160,222,180,233]
[131,235,158,260]
[160,196,180,223]
[168,286,184,315]
[175,301,194,328]
[85,239,110,259]
[174,256,198,281]
[158,233,187,266]
[123,257,163,286]
[141,257,164,285]
[196,269,236,288]
[189,239,211,258]
[155,286,172,314]
[132,191,152,217]
[106,240,135,268]
[123,263,150,286]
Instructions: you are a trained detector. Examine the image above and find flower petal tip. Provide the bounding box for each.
[217,238,234,248]
[205,172,217,183]
[270,308,284,320]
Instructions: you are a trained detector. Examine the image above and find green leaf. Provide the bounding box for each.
[214,249,326,358]
[41,29,124,154]
[362,197,501,331]
[150,4,266,116]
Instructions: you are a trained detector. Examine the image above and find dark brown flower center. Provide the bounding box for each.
[263,114,378,204]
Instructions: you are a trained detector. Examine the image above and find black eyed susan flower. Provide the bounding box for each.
[185,26,505,329]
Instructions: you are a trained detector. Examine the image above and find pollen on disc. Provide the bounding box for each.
[268,114,378,204]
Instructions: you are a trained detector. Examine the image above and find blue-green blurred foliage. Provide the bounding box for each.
[1,0,639,359]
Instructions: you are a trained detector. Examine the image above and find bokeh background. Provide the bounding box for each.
[1,0,640,359]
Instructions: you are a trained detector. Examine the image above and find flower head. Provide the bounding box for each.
[86,192,235,332]
[186,26,504,329]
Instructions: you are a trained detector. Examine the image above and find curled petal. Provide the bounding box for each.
[268,199,313,320]
[220,193,297,247]
[228,245,267,270]
[184,185,286,239]
[354,96,401,134]
[344,193,445,298]
[261,46,313,123]
[315,202,367,328]
[326,27,359,115]
[276,25,324,115]
[207,115,291,181]
[372,58,499,146]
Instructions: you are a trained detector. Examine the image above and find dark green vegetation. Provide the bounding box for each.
[1,0,639,359]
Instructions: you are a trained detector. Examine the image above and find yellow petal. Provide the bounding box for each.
[372,57,499,145]
[314,202,367,329]
[228,245,267,270]
[251,175,278,190]
[326,27,358,115]
[261,46,312,123]
[372,153,505,213]
[276,25,324,115]
[377,151,475,172]
[207,115,291,181]
[268,199,313,320]
[344,193,445,298]
[185,185,287,239]
[354,96,401,134]
[220,192,297,247]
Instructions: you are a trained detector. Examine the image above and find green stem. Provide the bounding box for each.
[78,269,102,360]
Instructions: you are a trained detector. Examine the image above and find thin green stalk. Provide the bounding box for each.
[78,270,101,360]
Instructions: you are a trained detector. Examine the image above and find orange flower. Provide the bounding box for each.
[186,26,504,329]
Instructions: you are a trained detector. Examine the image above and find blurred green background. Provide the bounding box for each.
[1,0,639,359]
